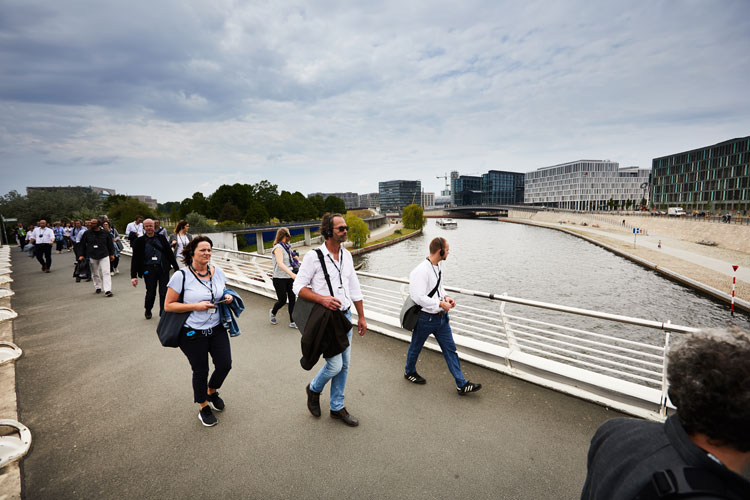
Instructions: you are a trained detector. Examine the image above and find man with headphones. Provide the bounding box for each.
[404,237,481,395]
[294,213,367,427]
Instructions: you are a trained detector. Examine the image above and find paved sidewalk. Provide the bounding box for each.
[11,250,619,500]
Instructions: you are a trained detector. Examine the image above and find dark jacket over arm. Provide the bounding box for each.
[300,304,352,370]
[130,234,179,279]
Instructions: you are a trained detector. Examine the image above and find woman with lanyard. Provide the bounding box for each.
[169,220,192,268]
[269,227,300,328]
[164,235,234,427]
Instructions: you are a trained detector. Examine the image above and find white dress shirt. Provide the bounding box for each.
[409,259,446,314]
[293,243,363,311]
[125,221,144,237]
[31,227,55,245]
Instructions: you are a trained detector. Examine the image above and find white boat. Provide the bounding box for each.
[436,218,458,229]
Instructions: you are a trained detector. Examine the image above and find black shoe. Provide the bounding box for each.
[198,406,217,427]
[75,277,81,282]
[207,392,225,412]
[457,381,482,395]
[306,384,321,417]
[145,310,152,320]
[96,288,102,294]
[404,372,426,384]
[330,407,359,427]
[104,291,113,297]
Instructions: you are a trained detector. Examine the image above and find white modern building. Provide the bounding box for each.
[524,160,650,211]
[421,191,435,208]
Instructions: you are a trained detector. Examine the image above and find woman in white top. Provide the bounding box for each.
[169,220,193,269]
[164,235,233,427]
[269,227,299,328]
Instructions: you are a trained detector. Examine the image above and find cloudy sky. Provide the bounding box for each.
[1,0,749,203]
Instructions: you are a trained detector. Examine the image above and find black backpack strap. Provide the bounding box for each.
[427,270,441,298]
[314,249,335,296]
[636,466,739,500]
[178,269,187,302]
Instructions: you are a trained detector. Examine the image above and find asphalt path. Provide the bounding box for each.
[12,250,623,500]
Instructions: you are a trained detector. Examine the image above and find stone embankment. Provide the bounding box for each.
[508,209,750,310]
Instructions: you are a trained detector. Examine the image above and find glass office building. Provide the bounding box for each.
[650,136,750,212]
[525,160,650,210]
[481,170,525,205]
[453,175,482,206]
[378,180,422,213]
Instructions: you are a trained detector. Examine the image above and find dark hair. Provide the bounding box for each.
[320,213,343,239]
[429,237,446,255]
[182,235,213,266]
[667,327,750,451]
[174,220,188,234]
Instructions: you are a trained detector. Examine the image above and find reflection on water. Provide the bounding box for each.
[355,219,749,341]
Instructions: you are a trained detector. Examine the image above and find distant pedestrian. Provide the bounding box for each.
[125,215,144,246]
[24,224,35,257]
[154,218,168,238]
[404,237,481,395]
[63,222,73,251]
[163,236,234,427]
[102,221,122,275]
[30,219,55,272]
[168,220,192,269]
[53,222,65,253]
[658,240,662,249]
[130,218,179,319]
[79,217,115,297]
[15,223,25,249]
[269,227,299,328]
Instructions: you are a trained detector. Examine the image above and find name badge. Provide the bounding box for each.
[207,307,217,314]
[93,245,98,248]
[152,256,158,260]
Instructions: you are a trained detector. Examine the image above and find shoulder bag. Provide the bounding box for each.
[292,249,335,335]
[400,269,441,331]
[156,270,188,348]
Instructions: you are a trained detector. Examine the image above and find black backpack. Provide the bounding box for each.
[635,466,746,500]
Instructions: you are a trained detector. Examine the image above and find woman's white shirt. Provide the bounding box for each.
[167,265,227,329]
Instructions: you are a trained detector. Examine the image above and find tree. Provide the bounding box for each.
[324,195,346,214]
[625,199,632,210]
[185,211,209,231]
[245,200,269,225]
[309,194,326,217]
[345,214,370,248]
[107,198,154,233]
[402,204,426,229]
[0,188,103,226]
[217,201,242,223]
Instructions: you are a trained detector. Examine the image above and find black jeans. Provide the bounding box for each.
[272,278,296,321]
[34,243,52,269]
[55,239,64,252]
[178,324,232,404]
[143,265,169,314]
[111,255,119,270]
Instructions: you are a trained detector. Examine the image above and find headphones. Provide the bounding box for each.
[321,214,335,239]
[439,238,445,257]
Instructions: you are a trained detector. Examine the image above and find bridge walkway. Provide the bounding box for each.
[10,250,622,499]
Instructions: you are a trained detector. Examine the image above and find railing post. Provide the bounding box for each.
[659,324,672,417]
[255,231,265,255]
[304,227,311,246]
[499,293,517,368]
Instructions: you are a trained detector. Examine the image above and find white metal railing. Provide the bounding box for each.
[121,242,700,420]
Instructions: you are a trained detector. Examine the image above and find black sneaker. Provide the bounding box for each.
[96,288,102,294]
[207,392,225,412]
[104,291,113,297]
[404,372,426,384]
[457,381,482,395]
[145,310,152,320]
[198,406,217,427]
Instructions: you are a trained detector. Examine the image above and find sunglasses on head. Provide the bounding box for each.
[334,225,349,232]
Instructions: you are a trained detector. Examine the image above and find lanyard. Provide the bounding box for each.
[326,249,345,288]
[190,266,216,303]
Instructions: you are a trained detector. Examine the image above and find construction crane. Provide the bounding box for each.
[437,173,450,195]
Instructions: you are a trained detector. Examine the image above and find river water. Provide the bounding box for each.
[354,219,749,336]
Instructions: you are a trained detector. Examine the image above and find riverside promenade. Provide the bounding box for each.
[6,249,621,500]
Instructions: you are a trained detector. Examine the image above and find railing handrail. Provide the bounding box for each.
[355,271,699,334]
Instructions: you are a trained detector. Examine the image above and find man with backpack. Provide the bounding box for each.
[581,327,750,499]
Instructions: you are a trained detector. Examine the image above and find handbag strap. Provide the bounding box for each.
[427,270,441,298]
[314,249,335,296]
[177,269,186,302]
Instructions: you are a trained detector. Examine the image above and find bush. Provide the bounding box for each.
[402,204,425,229]
[344,214,370,248]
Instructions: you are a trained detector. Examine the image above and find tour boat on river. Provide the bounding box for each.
[436,218,458,229]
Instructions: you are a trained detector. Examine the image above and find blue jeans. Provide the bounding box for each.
[310,310,353,411]
[405,312,467,388]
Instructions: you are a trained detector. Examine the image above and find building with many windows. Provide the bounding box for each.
[308,192,361,210]
[358,192,379,209]
[421,192,435,208]
[378,180,421,213]
[453,175,482,205]
[650,136,750,212]
[481,170,525,205]
[524,160,650,211]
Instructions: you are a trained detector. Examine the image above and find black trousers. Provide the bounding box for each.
[34,243,52,269]
[178,324,232,404]
[55,239,64,252]
[272,277,296,321]
[143,265,169,314]
[111,255,119,270]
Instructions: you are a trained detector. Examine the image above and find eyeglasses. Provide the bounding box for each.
[334,226,349,232]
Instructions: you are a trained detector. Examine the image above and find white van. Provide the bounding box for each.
[667,207,686,217]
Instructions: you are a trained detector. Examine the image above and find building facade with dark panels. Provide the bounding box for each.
[358,192,379,209]
[453,175,482,206]
[378,180,421,213]
[308,192,361,209]
[650,136,750,212]
[481,170,525,205]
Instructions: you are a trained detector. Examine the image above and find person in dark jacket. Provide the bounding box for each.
[79,217,116,296]
[130,218,179,319]
[581,327,750,500]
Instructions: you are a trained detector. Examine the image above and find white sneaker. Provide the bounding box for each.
[110,272,114,276]
[115,268,119,274]
[289,322,297,329]
[269,309,277,325]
